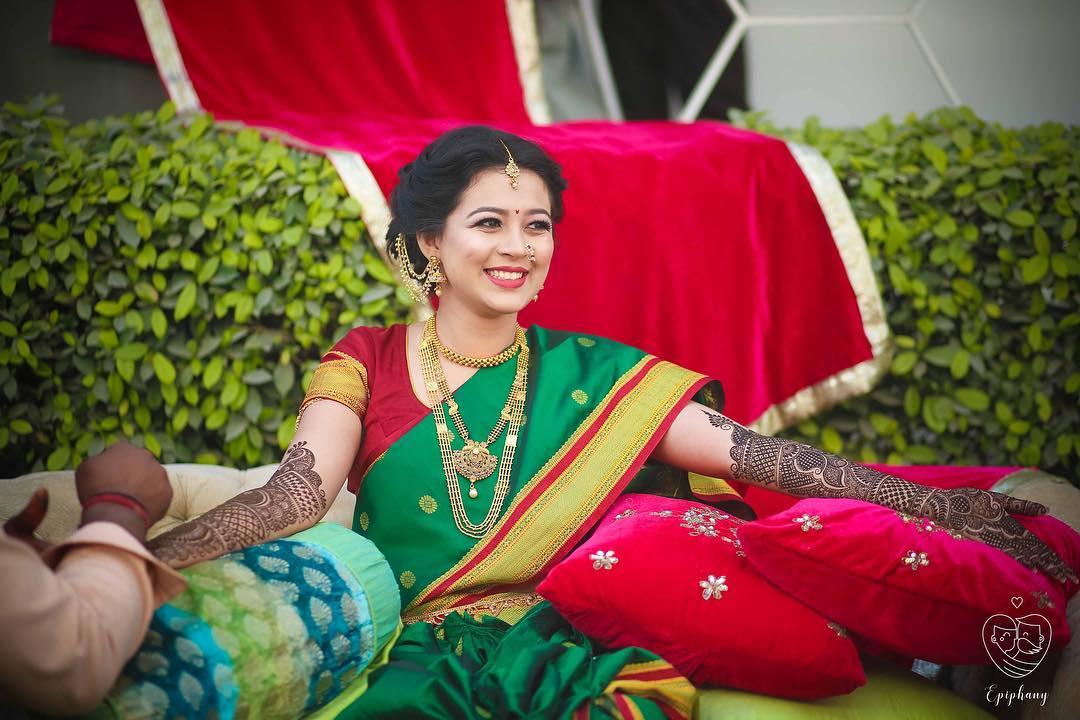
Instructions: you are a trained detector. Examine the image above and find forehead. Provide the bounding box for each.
[455,167,550,214]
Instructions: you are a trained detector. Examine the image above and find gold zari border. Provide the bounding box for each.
[504,0,552,124]
[404,591,544,627]
[135,0,202,115]
[747,143,894,435]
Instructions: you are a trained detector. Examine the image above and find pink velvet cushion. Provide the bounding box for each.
[738,498,1078,666]
[537,494,866,699]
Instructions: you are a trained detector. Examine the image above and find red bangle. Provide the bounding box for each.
[82,492,152,530]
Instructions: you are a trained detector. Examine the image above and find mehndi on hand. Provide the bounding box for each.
[917,487,1078,585]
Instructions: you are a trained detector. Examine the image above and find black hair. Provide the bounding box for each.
[385,125,568,274]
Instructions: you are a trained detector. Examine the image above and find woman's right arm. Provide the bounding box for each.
[147,400,362,569]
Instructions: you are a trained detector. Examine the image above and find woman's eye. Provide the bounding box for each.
[529,220,552,232]
[475,217,501,229]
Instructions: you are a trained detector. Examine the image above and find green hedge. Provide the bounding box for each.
[729,107,1079,484]
[2,99,1077,484]
[0,97,409,472]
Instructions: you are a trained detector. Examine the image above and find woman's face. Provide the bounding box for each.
[419,167,554,319]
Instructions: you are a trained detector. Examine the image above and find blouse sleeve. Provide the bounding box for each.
[296,331,372,427]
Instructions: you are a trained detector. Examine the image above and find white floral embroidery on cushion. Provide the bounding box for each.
[700,575,728,600]
[902,550,929,571]
[590,550,618,570]
[681,508,729,537]
[793,513,823,532]
[613,508,636,520]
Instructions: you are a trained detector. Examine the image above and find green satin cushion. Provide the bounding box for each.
[695,657,993,720]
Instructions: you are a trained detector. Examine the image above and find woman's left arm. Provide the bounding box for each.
[653,401,1077,584]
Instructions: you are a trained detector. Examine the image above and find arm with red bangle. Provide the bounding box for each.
[0,443,184,714]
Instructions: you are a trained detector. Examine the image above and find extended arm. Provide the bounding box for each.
[148,400,361,568]
[653,402,1075,583]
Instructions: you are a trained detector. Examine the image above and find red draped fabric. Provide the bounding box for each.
[51,0,153,64]
[52,0,880,427]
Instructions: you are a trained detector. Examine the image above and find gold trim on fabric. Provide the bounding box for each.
[504,0,552,124]
[688,472,739,499]
[604,660,697,718]
[404,591,544,626]
[135,0,202,115]
[747,143,894,435]
[326,150,431,319]
[297,353,370,427]
[407,359,705,617]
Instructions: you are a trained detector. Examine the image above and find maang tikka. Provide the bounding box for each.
[499,139,520,190]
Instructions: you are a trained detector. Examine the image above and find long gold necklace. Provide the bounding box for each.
[419,317,528,538]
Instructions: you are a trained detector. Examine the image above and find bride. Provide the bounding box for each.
[149,125,1072,717]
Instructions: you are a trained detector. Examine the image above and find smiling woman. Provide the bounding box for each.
[146,126,1075,718]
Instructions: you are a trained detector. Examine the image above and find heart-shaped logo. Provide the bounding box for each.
[1011,596,1023,609]
[982,613,1052,679]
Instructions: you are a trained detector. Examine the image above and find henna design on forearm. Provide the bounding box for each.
[702,410,1075,582]
[148,441,326,567]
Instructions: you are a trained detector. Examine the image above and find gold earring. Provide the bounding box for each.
[427,256,445,297]
[395,233,429,303]
[533,283,544,302]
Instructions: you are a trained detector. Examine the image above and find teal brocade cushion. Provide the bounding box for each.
[88,523,401,720]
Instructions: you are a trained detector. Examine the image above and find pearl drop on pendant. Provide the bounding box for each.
[469,486,479,499]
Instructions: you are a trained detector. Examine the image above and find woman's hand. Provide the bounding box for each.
[919,487,1078,585]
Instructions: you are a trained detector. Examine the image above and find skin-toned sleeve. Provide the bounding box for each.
[0,524,186,715]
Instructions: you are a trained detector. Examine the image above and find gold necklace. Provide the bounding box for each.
[419,317,528,538]
[431,320,523,368]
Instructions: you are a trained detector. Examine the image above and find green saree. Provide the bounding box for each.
[303,324,747,718]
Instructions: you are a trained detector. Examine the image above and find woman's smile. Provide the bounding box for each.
[484,266,529,288]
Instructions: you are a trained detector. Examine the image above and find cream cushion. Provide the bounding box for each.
[0,463,357,543]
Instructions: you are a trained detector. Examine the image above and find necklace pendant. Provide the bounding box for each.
[452,441,498,481]
[468,483,479,499]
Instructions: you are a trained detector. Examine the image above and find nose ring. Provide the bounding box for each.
[525,243,536,264]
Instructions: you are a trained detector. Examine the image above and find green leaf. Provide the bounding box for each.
[242,369,273,385]
[949,349,970,379]
[904,387,921,418]
[172,200,200,219]
[106,186,130,203]
[46,446,71,471]
[923,345,958,368]
[205,408,228,430]
[203,356,224,389]
[821,427,843,454]
[277,415,296,448]
[116,342,149,361]
[1005,210,1035,228]
[869,413,897,435]
[175,283,197,321]
[891,351,917,375]
[920,139,948,175]
[1020,255,1049,284]
[273,364,295,395]
[955,388,990,411]
[151,308,167,339]
[11,419,33,435]
[152,353,177,384]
